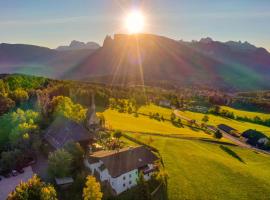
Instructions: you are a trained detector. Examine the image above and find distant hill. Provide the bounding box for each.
[0,34,270,91]
[56,40,100,51]
[0,43,97,78]
[66,34,270,91]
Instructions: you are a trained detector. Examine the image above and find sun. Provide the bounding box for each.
[125,10,145,34]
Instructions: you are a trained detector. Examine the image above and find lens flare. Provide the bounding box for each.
[125,10,145,34]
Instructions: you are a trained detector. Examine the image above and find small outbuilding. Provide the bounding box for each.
[217,124,236,133]
[242,129,269,148]
[55,177,74,189]
[217,124,239,137]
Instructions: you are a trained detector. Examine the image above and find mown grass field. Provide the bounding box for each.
[138,104,270,137]
[103,108,213,139]
[124,132,270,200]
[176,109,270,137]
[221,106,270,120]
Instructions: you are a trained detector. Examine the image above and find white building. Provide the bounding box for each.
[84,146,159,195]
[159,100,171,108]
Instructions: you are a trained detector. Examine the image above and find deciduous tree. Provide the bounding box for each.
[214,130,223,139]
[7,175,57,200]
[83,176,103,200]
[48,149,73,178]
[64,142,84,171]
[50,96,87,123]
[10,88,29,104]
[202,115,209,123]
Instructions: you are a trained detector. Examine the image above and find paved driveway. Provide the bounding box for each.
[0,166,33,200]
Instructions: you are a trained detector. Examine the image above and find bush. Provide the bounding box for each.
[48,149,73,178]
[64,142,85,171]
[214,130,223,139]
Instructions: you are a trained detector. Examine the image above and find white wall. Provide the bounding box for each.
[110,169,138,194]
[84,160,156,195]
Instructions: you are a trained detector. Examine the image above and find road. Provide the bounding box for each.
[173,110,191,121]
[173,109,270,155]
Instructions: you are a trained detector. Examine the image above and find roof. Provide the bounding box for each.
[89,146,159,178]
[44,117,94,149]
[55,177,74,185]
[242,129,267,141]
[217,124,236,133]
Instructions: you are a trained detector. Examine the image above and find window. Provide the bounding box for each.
[123,183,126,187]
[129,181,132,185]
[123,176,126,180]
[129,174,132,178]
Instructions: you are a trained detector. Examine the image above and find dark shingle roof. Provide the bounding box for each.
[217,124,236,133]
[44,117,94,149]
[242,129,267,143]
[89,146,158,178]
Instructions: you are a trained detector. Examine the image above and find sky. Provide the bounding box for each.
[0,0,270,50]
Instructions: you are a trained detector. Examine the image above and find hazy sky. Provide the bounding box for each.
[1,0,270,50]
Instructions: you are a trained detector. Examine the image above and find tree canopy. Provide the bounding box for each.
[48,149,73,178]
[64,142,85,171]
[83,176,103,200]
[0,108,40,150]
[50,96,87,123]
[7,175,58,200]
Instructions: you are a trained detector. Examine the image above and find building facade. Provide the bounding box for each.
[84,146,158,195]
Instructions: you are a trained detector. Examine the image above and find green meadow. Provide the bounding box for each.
[221,106,270,120]
[103,104,270,199]
[103,108,213,139]
[124,132,270,200]
[176,109,270,137]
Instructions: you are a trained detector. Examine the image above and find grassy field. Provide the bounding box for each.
[124,132,270,200]
[102,104,270,199]
[103,108,213,139]
[221,106,270,120]
[176,109,270,137]
[138,104,173,120]
[138,103,270,137]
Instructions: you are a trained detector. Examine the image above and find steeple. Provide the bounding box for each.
[86,93,100,131]
[91,93,96,111]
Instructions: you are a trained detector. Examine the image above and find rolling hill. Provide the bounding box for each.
[0,43,97,78]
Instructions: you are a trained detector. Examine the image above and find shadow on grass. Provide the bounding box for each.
[188,126,200,132]
[220,145,245,163]
[200,139,237,147]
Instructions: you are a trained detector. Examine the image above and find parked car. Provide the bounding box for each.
[16,168,24,174]
[12,170,19,176]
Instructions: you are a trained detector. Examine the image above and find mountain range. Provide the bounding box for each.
[56,40,100,51]
[0,34,270,91]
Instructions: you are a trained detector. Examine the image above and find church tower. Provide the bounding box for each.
[91,93,96,112]
[86,93,100,131]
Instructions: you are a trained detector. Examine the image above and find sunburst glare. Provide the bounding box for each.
[124,10,145,34]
